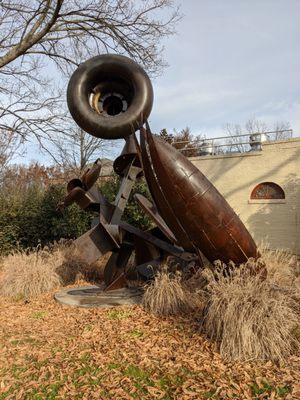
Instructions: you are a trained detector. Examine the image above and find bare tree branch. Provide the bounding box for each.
[224,117,292,153]
[51,126,115,173]
[0,128,24,182]
[0,0,180,158]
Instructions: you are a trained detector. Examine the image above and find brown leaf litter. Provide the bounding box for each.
[0,286,299,399]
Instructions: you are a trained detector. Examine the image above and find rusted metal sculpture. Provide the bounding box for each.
[61,54,258,290]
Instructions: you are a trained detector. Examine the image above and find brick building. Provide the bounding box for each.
[189,138,300,255]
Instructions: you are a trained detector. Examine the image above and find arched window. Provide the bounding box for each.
[250,182,285,200]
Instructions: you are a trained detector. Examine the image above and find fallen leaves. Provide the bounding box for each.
[0,289,299,399]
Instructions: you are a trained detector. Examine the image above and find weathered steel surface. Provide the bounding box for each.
[134,193,176,243]
[98,192,116,224]
[140,127,194,251]
[81,159,101,190]
[59,187,92,210]
[74,223,120,264]
[144,129,258,264]
[67,54,153,140]
[134,234,161,267]
[59,161,102,211]
[61,54,260,293]
[113,134,142,176]
[104,272,127,291]
[110,163,142,224]
[119,221,197,262]
[103,242,133,287]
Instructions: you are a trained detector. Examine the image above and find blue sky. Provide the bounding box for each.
[21,0,300,164]
[149,0,300,137]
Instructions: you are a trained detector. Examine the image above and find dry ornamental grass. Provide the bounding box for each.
[0,242,107,300]
[0,242,299,364]
[142,248,300,362]
[142,267,199,316]
[0,248,62,299]
[201,260,300,362]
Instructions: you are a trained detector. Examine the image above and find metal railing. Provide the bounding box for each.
[167,129,293,156]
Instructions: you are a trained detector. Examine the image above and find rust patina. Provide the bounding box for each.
[60,54,258,288]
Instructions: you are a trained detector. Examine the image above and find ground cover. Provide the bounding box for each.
[0,289,299,400]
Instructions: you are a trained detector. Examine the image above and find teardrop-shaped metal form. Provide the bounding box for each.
[145,131,258,265]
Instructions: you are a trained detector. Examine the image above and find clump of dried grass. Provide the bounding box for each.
[0,241,107,300]
[200,248,300,362]
[0,247,62,299]
[52,241,107,285]
[143,248,300,361]
[259,245,300,284]
[142,265,201,316]
[54,244,88,285]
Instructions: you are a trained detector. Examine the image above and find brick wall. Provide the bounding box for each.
[189,138,300,254]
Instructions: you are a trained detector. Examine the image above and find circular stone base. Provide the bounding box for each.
[54,285,142,308]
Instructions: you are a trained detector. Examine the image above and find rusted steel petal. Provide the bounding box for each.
[134,193,177,243]
[140,127,193,251]
[82,160,101,190]
[119,221,197,262]
[62,187,91,210]
[113,134,143,177]
[146,131,257,265]
[134,234,161,267]
[67,178,83,193]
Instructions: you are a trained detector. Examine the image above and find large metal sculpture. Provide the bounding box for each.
[60,54,258,290]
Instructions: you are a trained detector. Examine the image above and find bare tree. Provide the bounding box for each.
[52,126,114,173]
[0,0,180,153]
[273,121,292,140]
[0,128,23,182]
[160,127,205,157]
[224,118,292,153]
[224,119,268,153]
[224,123,246,153]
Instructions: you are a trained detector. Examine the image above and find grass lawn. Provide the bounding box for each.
[0,287,299,400]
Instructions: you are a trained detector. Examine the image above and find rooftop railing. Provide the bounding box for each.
[167,129,293,156]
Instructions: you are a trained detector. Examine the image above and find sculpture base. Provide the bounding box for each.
[54,284,142,308]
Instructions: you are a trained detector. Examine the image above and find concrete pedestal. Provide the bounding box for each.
[54,285,142,308]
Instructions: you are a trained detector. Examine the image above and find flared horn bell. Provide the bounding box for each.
[67,54,153,140]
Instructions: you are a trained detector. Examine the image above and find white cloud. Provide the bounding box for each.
[18,0,300,164]
[149,0,300,139]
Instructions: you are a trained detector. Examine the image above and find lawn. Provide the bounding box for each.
[0,288,299,400]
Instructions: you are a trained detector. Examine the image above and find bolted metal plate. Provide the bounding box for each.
[54,285,142,308]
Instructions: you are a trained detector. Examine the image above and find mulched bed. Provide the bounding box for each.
[0,288,299,400]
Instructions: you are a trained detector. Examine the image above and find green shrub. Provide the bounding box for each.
[0,175,152,255]
[0,184,91,254]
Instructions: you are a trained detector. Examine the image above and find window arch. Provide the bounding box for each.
[250,182,285,200]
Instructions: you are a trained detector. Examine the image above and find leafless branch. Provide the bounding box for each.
[0,128,24,182]
[224,117,292,153]
[50,126,116,173]
[0,0,180,158]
